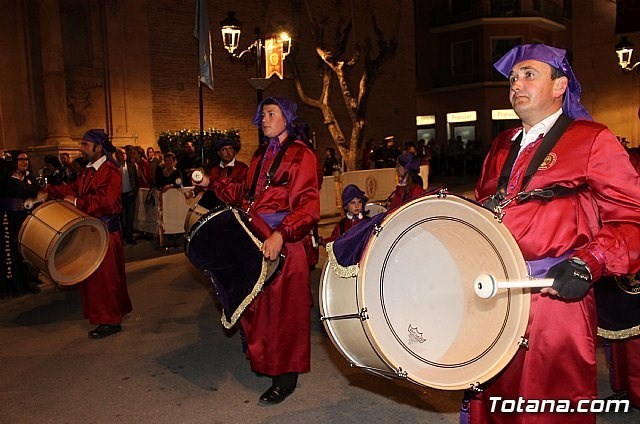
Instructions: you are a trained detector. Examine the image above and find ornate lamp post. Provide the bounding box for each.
[220,11,292,105]
[615,36,640,74]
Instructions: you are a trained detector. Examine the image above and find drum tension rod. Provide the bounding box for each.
[518,336,529,350]
[321,308,369,322]
[355,365,407,380]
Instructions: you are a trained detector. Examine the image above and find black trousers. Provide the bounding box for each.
[121,191,136,242]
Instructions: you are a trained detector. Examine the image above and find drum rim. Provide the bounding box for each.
[357,193,531,389]
[18,200,109,285]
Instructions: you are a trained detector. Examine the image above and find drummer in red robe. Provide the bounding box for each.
[602,145,640,409]
[207,138,248,187]
[469,44,640,423]
[387,152,424,209]
[213,97,320,405]
[321,184,370,246]
[45,129,132,339]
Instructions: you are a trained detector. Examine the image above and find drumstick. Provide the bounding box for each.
[474,273,554,299]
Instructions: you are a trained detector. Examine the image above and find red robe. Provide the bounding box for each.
[472,120,640,424]
[208,160,249,186]
[388,182,424,209]
[214,138,320,376]
[47,157,132,325]
[608,147,640,408]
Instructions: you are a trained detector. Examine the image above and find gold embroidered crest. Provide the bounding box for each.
[538,153,557,170]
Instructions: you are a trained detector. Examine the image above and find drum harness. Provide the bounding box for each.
[245,138,294,212]
[483,114,588,222]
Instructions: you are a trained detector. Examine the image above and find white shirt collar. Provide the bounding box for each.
[514,108,563,154]
[220,158,236,168]
[87,155,107,170]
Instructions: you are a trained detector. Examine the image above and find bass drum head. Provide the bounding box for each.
[365,202,387,218]
[358,194,530,390]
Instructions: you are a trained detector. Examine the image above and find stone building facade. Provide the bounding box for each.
[0,0,416,168]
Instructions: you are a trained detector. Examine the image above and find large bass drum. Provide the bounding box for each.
[18,200,109,285]
[185,206,280,329]
[320,193,531,390]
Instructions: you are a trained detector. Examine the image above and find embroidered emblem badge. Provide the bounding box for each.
[538,153,557,170]
[408,324,426,345]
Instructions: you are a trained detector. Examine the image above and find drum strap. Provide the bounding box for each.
[246,137,294,203]
[487,114,574,209]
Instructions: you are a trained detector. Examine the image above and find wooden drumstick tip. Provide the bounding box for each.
[474,273,554,299]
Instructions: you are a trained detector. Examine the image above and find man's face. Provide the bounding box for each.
[80,140,102,163]
[261,104,287,139]
[60,153,70,165]
[185,142,195,154]
[218,145,235,164]
[147,147,154,158]
[115,149,126,163]
[508,60,567,127]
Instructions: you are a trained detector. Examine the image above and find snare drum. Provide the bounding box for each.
[320,193,531,390]
[184,190,223,232]
[185,207,280,329]
[595,273,640,339]
[18,200,109,285]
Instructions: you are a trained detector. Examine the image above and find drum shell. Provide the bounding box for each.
[18,200,109,285]
[321,193,531,390]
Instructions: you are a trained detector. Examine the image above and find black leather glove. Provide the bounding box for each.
[545,258,592,300]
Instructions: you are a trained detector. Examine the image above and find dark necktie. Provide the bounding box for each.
[255,139,281,196]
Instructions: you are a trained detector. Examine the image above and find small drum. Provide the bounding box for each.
[18,200,109,285]
[185,207,280,329]
[365,202,388,217]
[184,190,223,232]
[320,193,531,390]
[595,273,640,339]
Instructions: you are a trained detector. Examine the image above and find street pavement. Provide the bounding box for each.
[1,176,638,423]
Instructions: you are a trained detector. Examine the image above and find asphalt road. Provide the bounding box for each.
[1,178,638,423]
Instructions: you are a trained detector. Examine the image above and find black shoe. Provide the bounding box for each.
[88,324,122,339]
[258,385,295,405]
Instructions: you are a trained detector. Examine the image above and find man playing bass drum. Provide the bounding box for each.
[212,97,320,405]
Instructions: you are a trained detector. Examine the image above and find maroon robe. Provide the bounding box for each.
[472,120,640,423]
[47,157,132,325]
[608,147,640,408]
[388,182,424,209]
[214,138,320,376]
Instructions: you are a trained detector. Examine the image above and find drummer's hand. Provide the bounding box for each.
[261,231,283,261]
[63,195,75,204]
[543,258,592,300]
[184,189,195,199]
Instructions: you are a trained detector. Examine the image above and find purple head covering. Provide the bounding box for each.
[493,44,592,121]
[397,153,420,174]
[341,184,368,210]
[213,138,239,151]
[252,97,298,137]
[82,129,116,153]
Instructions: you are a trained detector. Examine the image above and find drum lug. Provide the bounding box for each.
[468,382,483,393]
[437,188,448,198]
[518,336,529,350]
[373,225,382,237]
[359,307,369,321]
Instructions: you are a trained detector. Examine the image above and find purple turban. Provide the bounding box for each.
[341,184,368,210]
[397,152,420,174]
[493,44,592,121]
[82,129,116,154]
[252,97,298,137]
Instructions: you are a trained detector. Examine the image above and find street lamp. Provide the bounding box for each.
[615,36,640,73]
[220,12,292,102]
